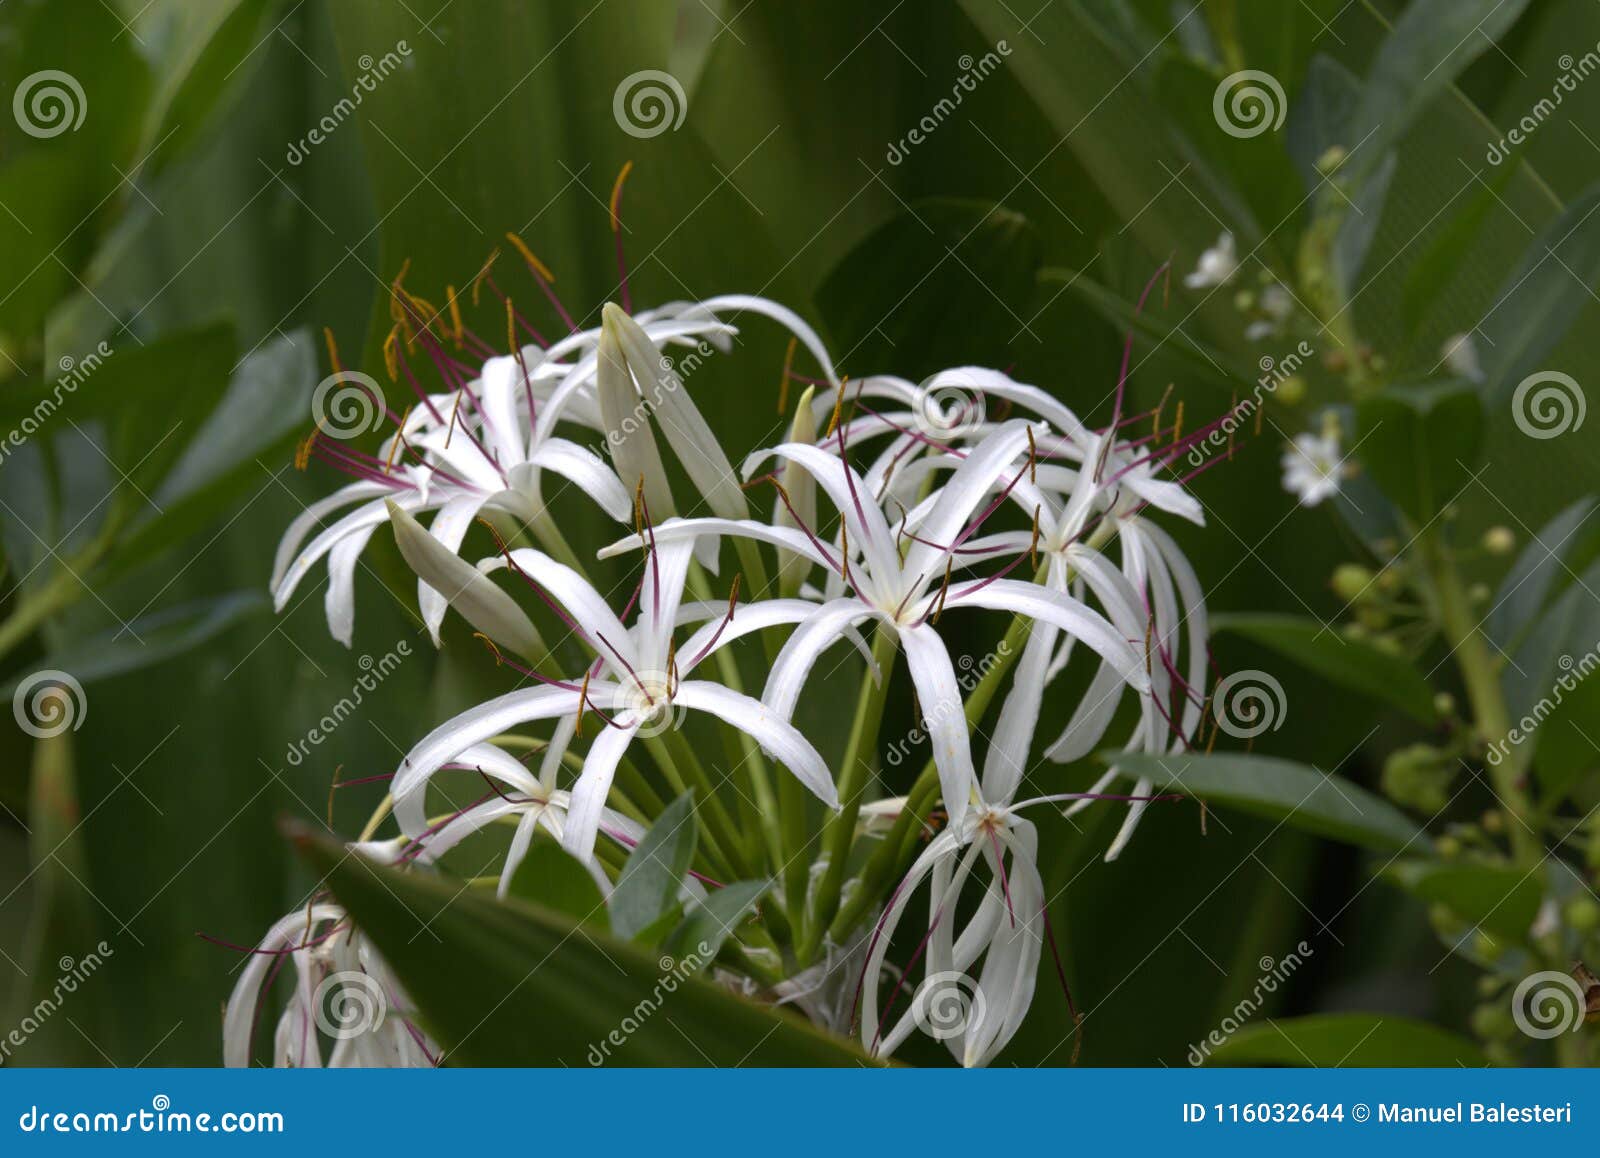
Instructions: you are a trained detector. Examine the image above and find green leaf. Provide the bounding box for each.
[1499,556,1600,735]
[816,198,1041,378]
[7,734,116,1064]
[1400,159,1518,335]
[105,330,313,579]
[670,879,769,963]
[1478,186,1600,402]
[1487,496,1600,654]
[0,592,262,697]
[1287,55,1359,193]
[1384,859,1541,941]
[610,791,698,941]
[1355,380,1484,521]
[292,827,877,1066]
[1207,1014,1489,1067]
[1111,751,1426,852]
[1337,0,1532,197]
[507,838,608,929]
[137,0,278,176]
[1211,613,1436,723]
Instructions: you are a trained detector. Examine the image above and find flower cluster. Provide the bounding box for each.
[230,260,1215,1067]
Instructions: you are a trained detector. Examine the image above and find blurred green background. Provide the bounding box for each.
[1,0,1597,1065]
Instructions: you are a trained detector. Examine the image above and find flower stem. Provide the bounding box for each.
[1423,535,1539,864]
[797,624,899,964]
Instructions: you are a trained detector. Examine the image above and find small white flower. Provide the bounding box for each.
[1281,429,1345,507]
[1184,231,1238,289]
[1244,282,1294,341]
[1440,331,1484,383]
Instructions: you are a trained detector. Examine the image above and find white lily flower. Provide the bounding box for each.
[859,614,1171,1066]
[274,289,838,645]
[222,903,438,1068]
[389,537,839,861]
[1184,231,1238,289]
[601,420,1150,831]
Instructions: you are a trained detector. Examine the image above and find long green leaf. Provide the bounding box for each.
[1208,1013,1489,1066]
[1112,751,1426,852]
[1211,613,1436,723]
[293,827,877,1066]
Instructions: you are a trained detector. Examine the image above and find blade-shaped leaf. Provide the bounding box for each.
[292,826,876,1066]
[1207,1013,1488,1067]
[1383,859,1541,942]
[610,790,698,941]
[1211,613,1436,723]
[1355,380,1483,521]
[1111,751,1426,852]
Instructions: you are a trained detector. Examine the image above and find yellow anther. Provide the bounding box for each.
[609,161,633,234]
[503,232,555,283]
